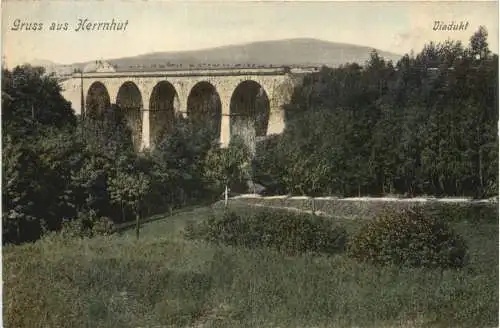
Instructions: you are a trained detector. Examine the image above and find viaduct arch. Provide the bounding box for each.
[85,81,110,118]
[187,81,222,141]
[65,66,310,151]
[116,81,143,150]
[149,81,180,147]
[230,80,270,154]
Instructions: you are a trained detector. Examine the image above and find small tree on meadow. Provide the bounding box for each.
[204,137,251,207]
[108,171,151,239]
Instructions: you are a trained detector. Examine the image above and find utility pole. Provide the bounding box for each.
[224,185,229,208]
[79,69,85,121]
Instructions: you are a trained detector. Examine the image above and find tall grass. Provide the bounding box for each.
[3,205,498,328]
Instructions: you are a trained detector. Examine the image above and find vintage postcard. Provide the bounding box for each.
[2,1,499,327]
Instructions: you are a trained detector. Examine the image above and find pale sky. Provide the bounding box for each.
[2,1,498,67]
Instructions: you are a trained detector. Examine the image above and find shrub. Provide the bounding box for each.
[60,212,115,238]
[91,217,115,236]
[185,209,347,256]
[347,206,468,269]
[426,203,499,224]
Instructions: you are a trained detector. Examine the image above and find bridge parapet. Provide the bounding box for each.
[70,66,319,79]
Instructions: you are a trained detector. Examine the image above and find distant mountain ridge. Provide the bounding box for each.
[29,38,402,75]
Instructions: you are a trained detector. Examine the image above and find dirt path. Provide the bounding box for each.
[232,194,498,204]
[248,202,331,217]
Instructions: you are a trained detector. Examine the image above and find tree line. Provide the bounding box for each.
[2,65,249,244]
[254,26,498,198]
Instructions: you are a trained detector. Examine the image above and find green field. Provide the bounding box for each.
[4,202,498,328]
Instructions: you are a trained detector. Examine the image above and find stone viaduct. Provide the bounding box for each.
[60,64,318,150]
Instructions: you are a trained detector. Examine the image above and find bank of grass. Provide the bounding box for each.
[229,197,499,223]
[3,203,498,328]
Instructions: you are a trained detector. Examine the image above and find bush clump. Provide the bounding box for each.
[347,206,468,268]
[60,212,115,238]
[427,203,499,224]
[185,209,347,256]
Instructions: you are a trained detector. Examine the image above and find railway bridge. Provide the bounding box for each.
[60,63,317,150]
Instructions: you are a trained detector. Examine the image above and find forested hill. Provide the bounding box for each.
[33,38,402,74]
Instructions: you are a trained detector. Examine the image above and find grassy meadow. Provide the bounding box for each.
[3,202,498,328]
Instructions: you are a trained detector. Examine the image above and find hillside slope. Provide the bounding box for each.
[34,38,402,74]
[105,38,402,69]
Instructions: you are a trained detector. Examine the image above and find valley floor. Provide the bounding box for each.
[3,202,498,328]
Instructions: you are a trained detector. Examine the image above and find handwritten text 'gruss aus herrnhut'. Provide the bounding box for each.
[10,19,129,32]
